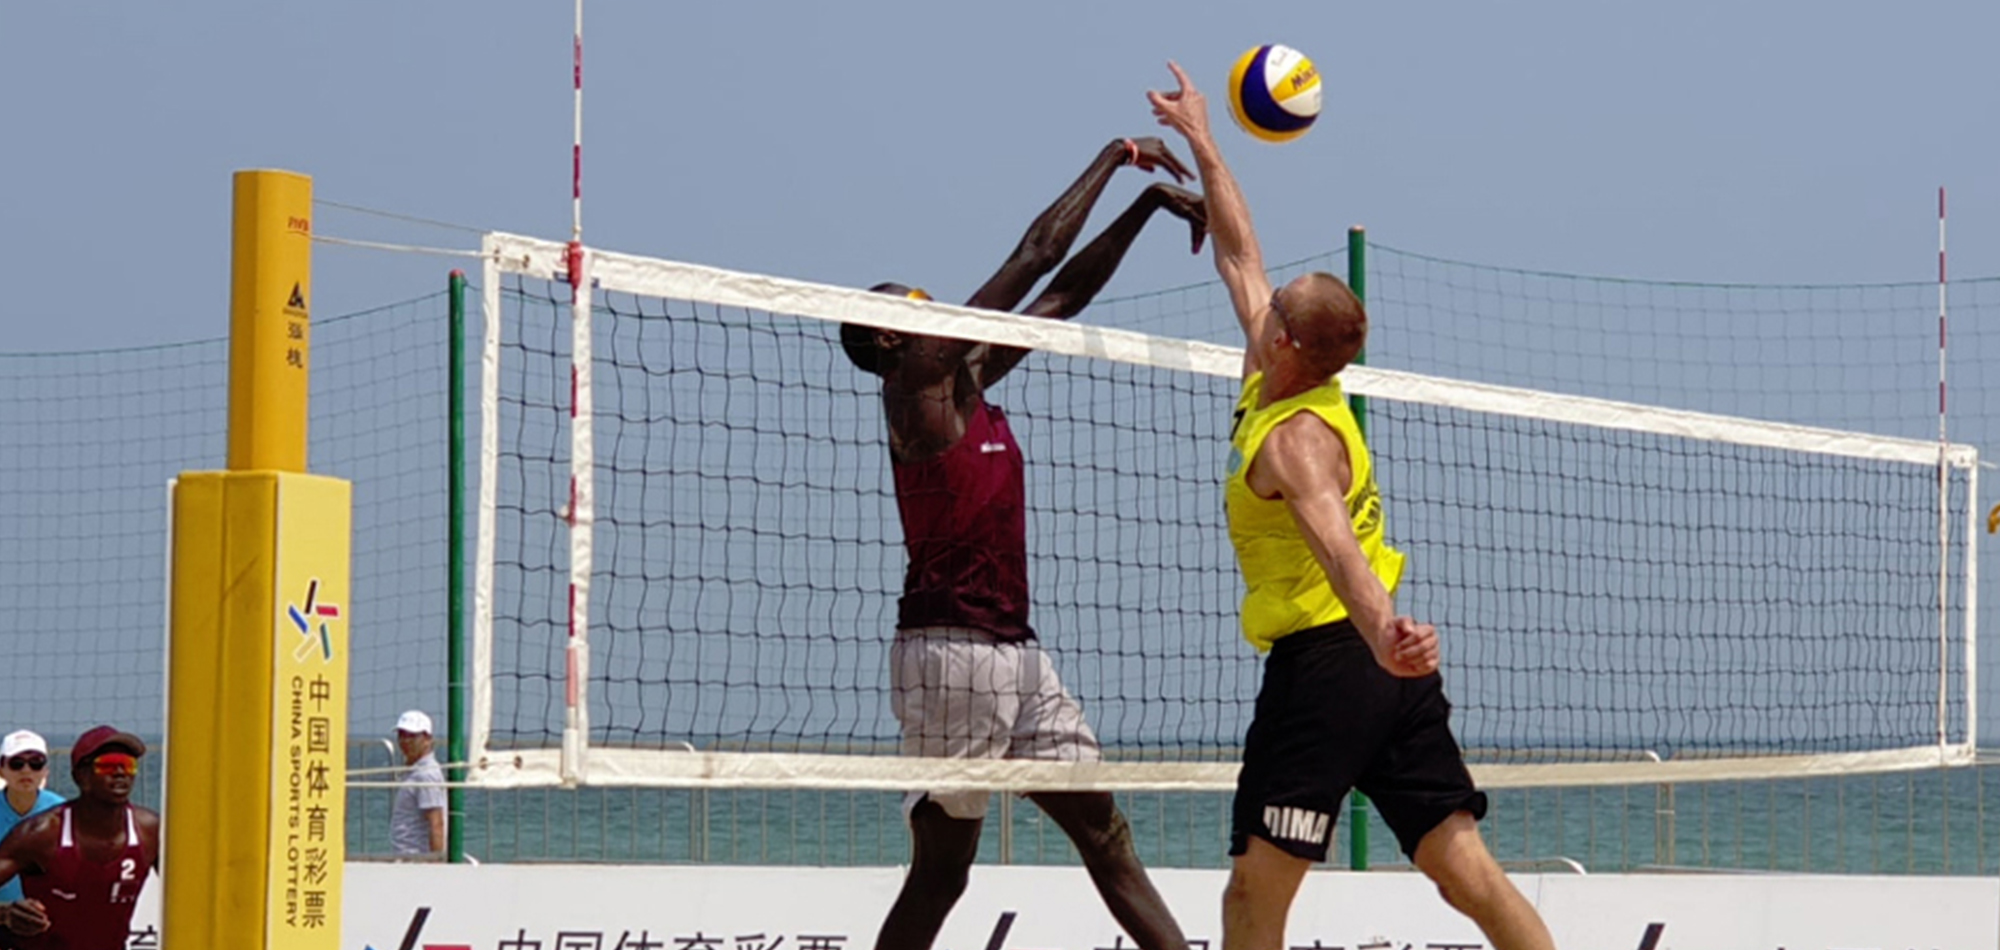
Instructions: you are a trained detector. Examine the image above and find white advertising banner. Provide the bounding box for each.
[118,863,1998,950]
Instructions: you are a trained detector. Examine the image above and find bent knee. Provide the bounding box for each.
[1427,855,1509,915]
[1431,874,1481,915]
[1222,870,1261,909]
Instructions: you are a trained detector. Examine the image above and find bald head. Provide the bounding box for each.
[1274,272,1367,377]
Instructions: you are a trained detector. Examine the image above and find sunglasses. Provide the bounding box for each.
[1269,290,1303,350]
[90,753,138,778]
[3,755,45,771]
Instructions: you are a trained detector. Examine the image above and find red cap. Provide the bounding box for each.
[71,726,146,769]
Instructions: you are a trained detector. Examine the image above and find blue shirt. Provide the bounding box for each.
[0,789,64,901]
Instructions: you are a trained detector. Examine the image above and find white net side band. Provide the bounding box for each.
[474,231,1979,792]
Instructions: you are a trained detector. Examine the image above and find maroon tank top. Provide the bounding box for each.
[15,805,150,950]
[892,400,1033,641]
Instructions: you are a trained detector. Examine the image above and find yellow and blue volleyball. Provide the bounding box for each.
[1226,44,1322,143]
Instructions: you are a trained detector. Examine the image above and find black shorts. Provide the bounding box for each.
[1230,619,1487,862]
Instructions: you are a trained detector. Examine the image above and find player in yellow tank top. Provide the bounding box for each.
[1149,61,1557,950]
[1225,370,1405,651]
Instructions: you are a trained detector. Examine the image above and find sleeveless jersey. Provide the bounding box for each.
[15,805,151,950]
[1225,372,1405,651]
[892,400,1033,641]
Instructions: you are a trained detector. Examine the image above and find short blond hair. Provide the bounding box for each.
[1288,272,1367,376]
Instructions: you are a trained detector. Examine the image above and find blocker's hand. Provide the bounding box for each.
[1144,183,1209,254]
[1373,616,1440,679]
[1126,136,1193,183]
[1147,61,1212,145]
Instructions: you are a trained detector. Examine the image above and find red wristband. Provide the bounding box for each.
[1122,138,1140,166]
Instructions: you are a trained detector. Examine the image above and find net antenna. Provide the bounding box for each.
[469,0,599,788]
[1937,186,1974,753]
[560,0,594,787]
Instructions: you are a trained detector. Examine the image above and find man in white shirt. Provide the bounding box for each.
[390,711,446,858]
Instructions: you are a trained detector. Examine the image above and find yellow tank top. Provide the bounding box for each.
[1224,372,1405,652]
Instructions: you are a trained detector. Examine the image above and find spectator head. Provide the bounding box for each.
[0,731,47,794]
[395,710,434,763]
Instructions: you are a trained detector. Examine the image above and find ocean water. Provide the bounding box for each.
[337,761,2000,875]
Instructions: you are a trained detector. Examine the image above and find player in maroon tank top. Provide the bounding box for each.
[840,138,1206,950]
[0,726,159,950]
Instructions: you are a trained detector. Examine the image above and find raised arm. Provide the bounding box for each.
[975,182,1207,388]
[1147,62,1275,374]
[1251,414,1438,678]
[963,137,1192,313]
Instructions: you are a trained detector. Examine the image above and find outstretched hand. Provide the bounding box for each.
[1146,61,1211,145]
[1144,183,1208,254]
[1126,136,1193,182]
[1372,616,1440,679]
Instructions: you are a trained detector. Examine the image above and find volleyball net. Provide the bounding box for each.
[0,294,453,749]
[464,230,1978,793]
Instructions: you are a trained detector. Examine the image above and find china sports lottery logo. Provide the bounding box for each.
[287,578,341,662]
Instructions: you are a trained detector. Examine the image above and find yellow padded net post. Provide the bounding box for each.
[166,169,349,950]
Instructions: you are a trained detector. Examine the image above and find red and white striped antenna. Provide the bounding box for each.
[566,0,585,290]
[562,0,593,785]
[1938,186,1948,453]
[1936,185,1950,749]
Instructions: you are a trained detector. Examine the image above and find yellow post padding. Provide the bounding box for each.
[167,472,349,949]
[171,163,343,950]
[227,170,313,473]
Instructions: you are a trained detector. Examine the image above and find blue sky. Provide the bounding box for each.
[6,2,1999,351]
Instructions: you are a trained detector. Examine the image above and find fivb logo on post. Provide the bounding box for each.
[1263,805,1331,846]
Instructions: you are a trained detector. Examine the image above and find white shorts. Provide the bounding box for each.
[890,626,1102,820]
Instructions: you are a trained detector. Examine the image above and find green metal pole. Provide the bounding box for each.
[1345,226,1370,871]
[1347,226,1369,434]
[446,269,469,863]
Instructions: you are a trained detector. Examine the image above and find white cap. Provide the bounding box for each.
[0,731,45,759]
[394,710,433,735]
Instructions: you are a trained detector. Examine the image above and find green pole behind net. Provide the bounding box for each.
[1346,225,1370,871]
[447,269,469,863]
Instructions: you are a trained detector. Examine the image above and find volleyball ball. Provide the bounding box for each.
[1226,44,1322,143]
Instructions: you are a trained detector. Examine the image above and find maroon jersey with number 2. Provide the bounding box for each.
[14,805,151,950]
